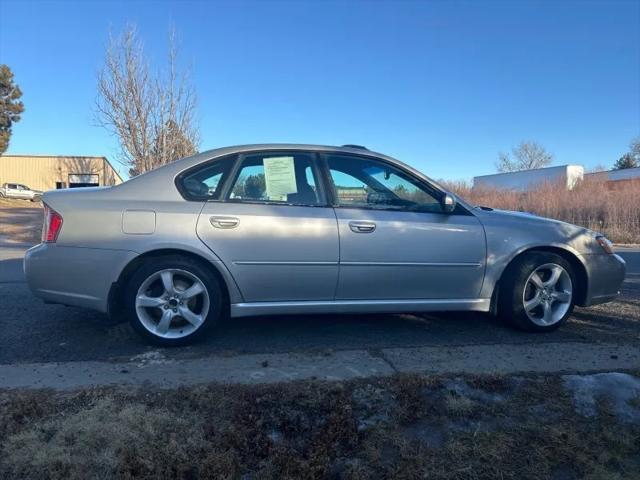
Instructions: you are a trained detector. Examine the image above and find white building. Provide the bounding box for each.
[584,166,640,183]
[473,165,585,191]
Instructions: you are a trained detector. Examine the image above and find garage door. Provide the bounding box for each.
[68,174,99,188]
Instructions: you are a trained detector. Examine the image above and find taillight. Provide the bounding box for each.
[42,204,63,243]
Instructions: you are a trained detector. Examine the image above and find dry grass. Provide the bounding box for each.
[442,178,640,243]
[1,373,639,480]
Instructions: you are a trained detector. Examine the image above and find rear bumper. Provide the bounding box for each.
[24,244,137,313]
[579,253,626,307]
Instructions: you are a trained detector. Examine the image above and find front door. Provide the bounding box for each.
[196,151,339,302]
[323,153,486,300]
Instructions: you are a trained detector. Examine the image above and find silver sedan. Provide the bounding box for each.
[24,144,626,345]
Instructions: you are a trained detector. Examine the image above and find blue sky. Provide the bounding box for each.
[1,0,639,180]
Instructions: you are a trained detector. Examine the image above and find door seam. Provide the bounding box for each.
[331,207,341,300]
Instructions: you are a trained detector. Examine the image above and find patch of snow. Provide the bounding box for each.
[129,350,171,367]
[563,372,640,423]
[444,378,506,403]
[352,383,396,431]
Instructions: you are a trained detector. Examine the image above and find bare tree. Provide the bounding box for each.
[587,164,608,173]
[631,136,640,158]
[96,25,198,177]
[496,140,553,172]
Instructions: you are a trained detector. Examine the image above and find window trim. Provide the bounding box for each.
[221,150,330,208]
[174,153,238,202]
[319,152,471,216]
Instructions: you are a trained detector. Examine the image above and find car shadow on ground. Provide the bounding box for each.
[1,276,638,364]
[0,257,28,283]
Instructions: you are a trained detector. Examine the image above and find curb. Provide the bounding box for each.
[1,342,639,390]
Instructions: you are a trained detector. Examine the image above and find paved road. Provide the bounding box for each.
[1,245,638,365]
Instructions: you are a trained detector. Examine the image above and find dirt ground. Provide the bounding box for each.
[1,372,639,480]
[0,198,42,245]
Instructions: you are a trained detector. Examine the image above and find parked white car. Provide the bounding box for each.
[0,183,43,201]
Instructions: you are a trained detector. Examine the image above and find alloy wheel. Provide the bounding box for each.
[135,268,210,339]
[522,263,573,326]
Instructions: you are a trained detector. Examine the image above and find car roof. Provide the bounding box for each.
[191,143,395,163]
[125,144,401,182]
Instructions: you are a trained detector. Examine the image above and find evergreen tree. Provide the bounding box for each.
[613,153,638,170]
[613,138,640,170]
[0,65,24,155]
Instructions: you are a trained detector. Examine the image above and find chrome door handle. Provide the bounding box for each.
[210,216,240,229]
[349,221,376,233]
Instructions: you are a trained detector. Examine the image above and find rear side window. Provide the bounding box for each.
[177,156,235,201]
[227,152,321,205]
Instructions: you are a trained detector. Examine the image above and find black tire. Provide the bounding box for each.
[124,255,224,346]
[0,191,4,198]
[498,251,576,332]
[31,195,41,202]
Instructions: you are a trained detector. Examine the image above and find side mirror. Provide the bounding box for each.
[441,193,456,213]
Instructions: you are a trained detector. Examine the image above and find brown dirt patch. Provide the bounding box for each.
[0,198,42,245]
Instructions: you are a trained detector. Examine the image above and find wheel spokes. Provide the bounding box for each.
[545,265,563,288]
[179,306,204,328]
[524,294,542,312]
[136,294,165,309]
[136,268,210,339]
[541,301,553,325]
[553,290,572,303]
[156,309,174,334]
[181,281,204,299]
[529,272,545,289]
[160,271,175,295]
[523,262,573,327]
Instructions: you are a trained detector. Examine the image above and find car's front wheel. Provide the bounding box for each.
[498,252,576,332]
[124,256,224,346]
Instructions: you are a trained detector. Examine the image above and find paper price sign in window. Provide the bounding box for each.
[264,156,297,201]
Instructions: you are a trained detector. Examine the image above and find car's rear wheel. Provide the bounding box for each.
[31,195,41,202]
[498,252,575,332]
[124,256,223,346]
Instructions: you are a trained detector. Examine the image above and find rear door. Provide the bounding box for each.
[196,151,339,302]
[322,153,486,300]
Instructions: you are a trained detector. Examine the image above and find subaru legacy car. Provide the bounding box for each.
[24,144,626,345]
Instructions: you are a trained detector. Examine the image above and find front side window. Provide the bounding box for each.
[228,152,321,205]
[326,154,443,212]
[178,156,235,200]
